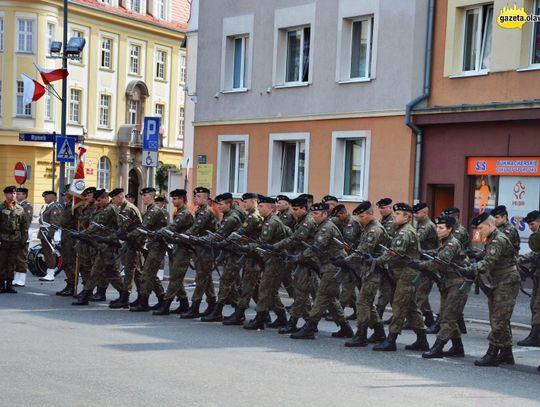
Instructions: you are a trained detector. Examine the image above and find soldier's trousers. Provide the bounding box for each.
[256,259,286,313]
[281,264,295,298]
[0,241,20,280]
[237,258,262,309]
[60,236,76,286]
[438,282,468,341]
[164,246,191,301]
[39,235,57,269]
[356,276,381,328]
[192,248,216,302]
[487,281,520,347]
[415,275,434,314]
[122,243,142,294]
[389,271,425,335]
[217,257,241,305]
[530,280,540,326]
[140,244,166,297]
[307,269,346,325]
[377,270,395,310]
[340,275,360,308]
[289,267,316,319]
[78,243,95,286]
[15,242,29,273]
[84,247,122,292]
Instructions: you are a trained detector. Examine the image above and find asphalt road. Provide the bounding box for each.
[2,277,540,407]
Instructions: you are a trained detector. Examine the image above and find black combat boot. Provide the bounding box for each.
[201,301,224,322]
[152,298,174,315]
[5,280,17,294]
[109,291,130,309]
[149,294,165,311]
[129,292,141,307]
[266,309,287,328]
[517,325,540,347]
[332,321,354,338]
[373,332,398,351]
[346,305,357,321]
[376,305,385,319]
[442,338,465,357]
[243,312,267,330]
[497,347,515,365]
[223,308,246,326]
[129,295,150,312]
[200,297,216,317]
[423,312,435,328]
[345,325,368,347]
[180,300,202,319]
[474,344,500,367]
[171,298,190,314]
[367,323,387,343]
[422,338,447,359]
[426,315,441,334]
[56,283,74,297]
[457,313,467,334]
[278,317,299,334]
[89,286,107,302]
[72,290,92,306]
[405,330,430,351]
[290,320,318,339]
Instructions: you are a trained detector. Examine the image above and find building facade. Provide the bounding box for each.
[0,0,189,204]
[192,0,430,206]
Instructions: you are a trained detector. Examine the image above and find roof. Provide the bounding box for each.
[71,0,189,32]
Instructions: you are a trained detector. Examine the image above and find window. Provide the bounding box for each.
[101,38,112,68]
[531,0,540,65]
[127,99,138,124]
[157,0,166,20]
[71,30,84,63]
[45,86,54,121]
[97,156,111,190]
[462,4,493,72]
[350,18,373,79]
[268,133,310,196]
[285,27,310,83]
[16,81,32,116]
[178,107,185,140]
[99,94,110,127]
[233,36,248,89]
[47,23,55,55]
[217,136,249,195]
[69,89,81,123]
[64,161,76,185]
[131,0,141,13]
[155,103,164,118]
[17,19,34,53]
[329,131,370,200]
[180,55,187,83]
[130,44,140,74]
[0,17,3,52]
[156,50,166,79]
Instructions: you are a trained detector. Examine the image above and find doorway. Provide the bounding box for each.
[430,184,454,216]
[128,169,140,206]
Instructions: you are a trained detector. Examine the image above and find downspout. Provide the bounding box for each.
[405,0,435,203]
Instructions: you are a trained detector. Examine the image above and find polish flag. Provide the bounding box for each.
[21,74,46,106]
[70,145,87,210]
[35,65,69,85]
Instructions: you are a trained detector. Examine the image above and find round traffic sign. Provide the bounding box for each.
[14,162,28,185]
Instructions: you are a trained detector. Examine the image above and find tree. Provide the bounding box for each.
[155,163,177,193]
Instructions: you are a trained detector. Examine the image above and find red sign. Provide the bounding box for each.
[467,157,540,176]
[86,168,94,175]
[14,162,28,185]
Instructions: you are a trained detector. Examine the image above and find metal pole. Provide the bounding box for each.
[52,134,56,191]
[58,0,68,194]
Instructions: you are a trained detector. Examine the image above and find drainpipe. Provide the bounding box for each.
[405,0,435,203]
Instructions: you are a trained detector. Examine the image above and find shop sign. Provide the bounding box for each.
[467,157,540,176]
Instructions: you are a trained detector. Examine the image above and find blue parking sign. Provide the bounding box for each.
[143,117,161,152]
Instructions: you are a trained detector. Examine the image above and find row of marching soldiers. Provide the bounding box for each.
[2,184,539,369]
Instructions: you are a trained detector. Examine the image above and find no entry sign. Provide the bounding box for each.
[14,162,28,185]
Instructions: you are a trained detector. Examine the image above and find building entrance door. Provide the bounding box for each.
[430,184,454,217]
[128,169,140,206]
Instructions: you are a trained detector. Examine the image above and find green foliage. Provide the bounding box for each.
[155,163,177,193]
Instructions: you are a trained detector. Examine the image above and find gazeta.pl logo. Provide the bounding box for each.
[497,4,540,29]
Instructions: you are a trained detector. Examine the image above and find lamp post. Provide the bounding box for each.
[59,0,68,194]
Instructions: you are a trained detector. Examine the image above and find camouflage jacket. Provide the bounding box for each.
[302,218,345,270]
[79,201,96,229]
[187,204,218,237]
[118,201,143,234]
[0,201,29,242]
[520,231,540,273]
[232,207,263,241]
[416,217,439,251]
[19,200,34,226]
[340,214,363,247]
[278,208,296,229]
[419,235,469,288]
[60,203,78,230]
[39,201,62,239]
[84,202,119,244]
[344,219,389,273]
[453,223,470,249]
[381,213,396,238]
[212,208,243,239]
[376,223,420,272]
[474,228,520,285]
[497,221,521,255]
[274,212,317,252]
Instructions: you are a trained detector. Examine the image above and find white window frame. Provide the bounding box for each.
[16,80,32,117]
[530,0,540,67]
[156,0,167,20]
[0,16,4,52]
[131,0,141,13]
[101,37,112,69]
[329,131,371,201]
[217,135,249,196]
[336,16,375,83]
[46,22,55,56]
[180,54,187,83]
[65,161,76,184]
[17,18,34,53]
[127,99,138,124]
[461,4,493,74]
[129,43,141,74]
[69,88,81,124]
[156,49,166,79]
[97,156,111,190]
[221,14,254,93]
[268,132,310,197]
[45,86,54,121]
[178,107,185,140]
[99,94,111,128]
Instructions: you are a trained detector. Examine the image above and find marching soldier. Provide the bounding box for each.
[38,190,62,281]
[125,193,136,205]
[322,195,339,212]
[13,187,33,287]
[290,202,354,340]
[376,197,396,321]
[76,187,97,295]
[154,195,169,281]
[56,185,78,297]
[276,194,295,299]
[491,205,521,255]
[0,186,29,293]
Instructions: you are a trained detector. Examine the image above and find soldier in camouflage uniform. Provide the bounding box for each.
[129,187,169,312]
[13,187,33,287]
[413,203,439,328]
[276,195,296,299]
[408,216,470,359]
[72,190,124,305]
[0,186,29,293]
[38,191,62,282]
[153,189,194,315]
[375,198,396,321]
[223,193,264,326]
[373,203,428,352]
[273,196,318,334]
[56,185,79,297]
[459,213,521,366]
[181,187,219,319]
[201,193,244,322]
[244,196,290,330]
[517,210,540,347]
[491,205,521,255]
[334,201,390,347]
[290,202,354,340]
[76,187,97,295]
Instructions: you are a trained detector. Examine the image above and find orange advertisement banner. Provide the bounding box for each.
[467,157,540,176]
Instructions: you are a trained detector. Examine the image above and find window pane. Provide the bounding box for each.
[228,143,237,192]
[296,141,305,193]
[350,20,370,78]
[302,27,310,82]
[480,6,493,70]
[280,143,296,192]
[343,140,363,196]
[533,2,540,64]
[237,142,246,193]
[286,30,301,82]
[463,9,479,71]
[233,38,243,88]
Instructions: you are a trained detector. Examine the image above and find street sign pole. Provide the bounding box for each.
[58,0,69,195]
[52,132,56,191]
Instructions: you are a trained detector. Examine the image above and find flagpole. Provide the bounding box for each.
[58,0,68,195]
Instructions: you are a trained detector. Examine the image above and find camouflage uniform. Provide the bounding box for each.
[0,201,28,282]
[77,202,97,285]
[415,217,439,316]
[377,214,396,313]
[376,223,424,335]
[337,215,363,310]
[453,223,470,248]
[278,207,296,298]
[498,221,521,255]
[520,232,540,326]
[15,200,33,274]
[38,201,62,269]
[59,202,78,287]
[118,201,144,294]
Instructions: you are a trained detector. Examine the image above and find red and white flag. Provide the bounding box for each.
[21,74,46,106]
[70,145,87,207]
[35,64,69,85]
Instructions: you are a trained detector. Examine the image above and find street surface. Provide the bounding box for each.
[1,273,540,407]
